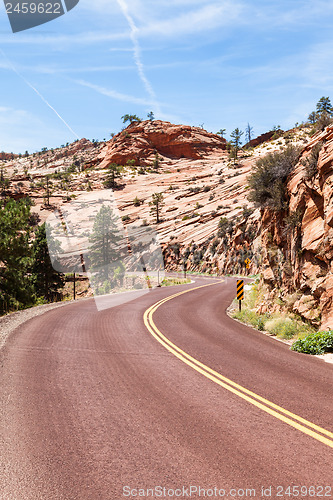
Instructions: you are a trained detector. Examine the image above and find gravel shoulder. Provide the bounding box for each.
[227,301,333,364]
[0,300,79,350]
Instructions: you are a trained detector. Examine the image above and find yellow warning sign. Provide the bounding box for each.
[237,280,244,300]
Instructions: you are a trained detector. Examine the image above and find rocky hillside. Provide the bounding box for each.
[3,119,332,329]
[0,152,17,160]
[95,120,227,167]
[256,126,333,330]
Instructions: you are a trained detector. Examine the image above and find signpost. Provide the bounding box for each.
[237,279,244,311]
[245,258,251,269]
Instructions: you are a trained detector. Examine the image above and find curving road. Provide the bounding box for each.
[1,277,332,500]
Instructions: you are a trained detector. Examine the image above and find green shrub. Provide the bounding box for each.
[291,330,333,355]
[265,317,297,339]
[161,278,191,286]
[233,309,267,330]
[302,141,323,179]
[218,217,234,237]
[248,145,301,211]
[256,316,265,331]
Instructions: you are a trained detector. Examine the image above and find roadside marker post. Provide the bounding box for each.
[237,280,244,311]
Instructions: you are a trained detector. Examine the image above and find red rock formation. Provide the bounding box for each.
[257,126,333,329]
[244,130,279,149]
[0,152,17,160]
[97,120,227,167]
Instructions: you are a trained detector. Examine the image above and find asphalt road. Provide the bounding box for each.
[1,277,332,500]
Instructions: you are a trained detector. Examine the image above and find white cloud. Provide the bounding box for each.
[115,0,162,116]
[73,79,155,106]
[74,0,245,40]
[137,2,244,38]
[0,31,128,46]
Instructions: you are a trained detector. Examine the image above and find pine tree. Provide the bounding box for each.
[31,223,64,302]
[44,175,52,206]
[149,193,165,224]
[121,114,142,124]
[217,129,226,138]
[88,206,124,287]
[316,96,333,117]
[230,128,244,163]
[0,198,34,313]
[103,164,123,189]
[308,97,333,130]
[153,153,160,171]
[245,123,254,144]
[0,167,11,197]
[308,111,317,124]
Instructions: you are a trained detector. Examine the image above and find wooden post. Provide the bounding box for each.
[73,272,76,300]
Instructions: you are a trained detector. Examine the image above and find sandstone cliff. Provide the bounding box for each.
[161,124,333,330]
[96,120,227,167]
[255,126,333,330]
[3,120,332,328]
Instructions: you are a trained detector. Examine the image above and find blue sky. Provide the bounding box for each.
[1,0,333,153]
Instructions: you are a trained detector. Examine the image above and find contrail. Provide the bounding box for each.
[115,0,161,115]
[0,48,80,140]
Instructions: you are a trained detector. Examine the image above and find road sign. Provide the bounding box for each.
[245,258,251,269]
[237,280,244,300]
[237,280,244,311]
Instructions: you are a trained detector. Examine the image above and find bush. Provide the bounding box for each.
[302,141,322,179]
[248,145,301,211]
[316,112,333,131]
[161,278,191,286]
[291,330,333,355]
[265,317,297,339]
[218,217,234,237]
[233,309,267,330]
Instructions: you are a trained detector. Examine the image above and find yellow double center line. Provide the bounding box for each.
[143,282,333,449]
